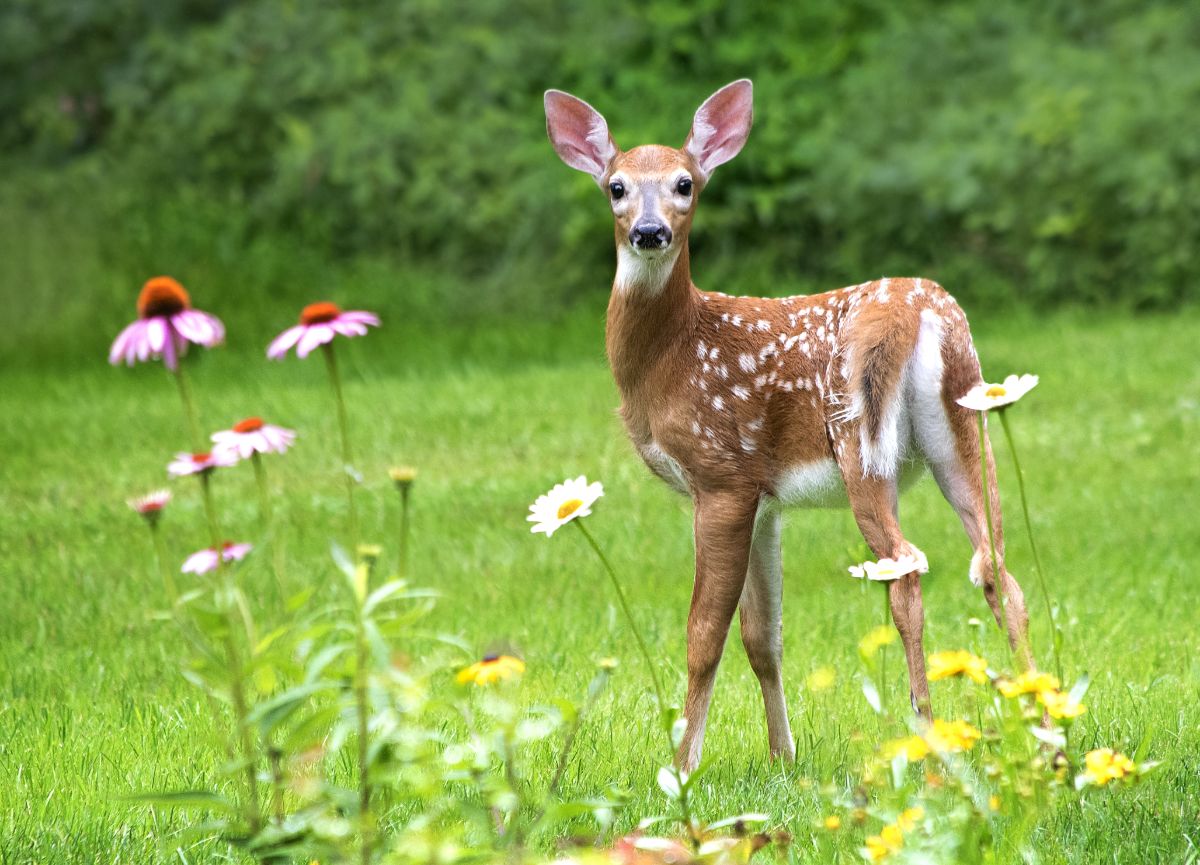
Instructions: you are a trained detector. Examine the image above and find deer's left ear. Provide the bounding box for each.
[685,79,753,180]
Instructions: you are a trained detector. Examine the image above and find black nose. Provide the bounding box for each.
[630,221,672,250]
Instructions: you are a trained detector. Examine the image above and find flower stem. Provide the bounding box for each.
[977,412,1013,662]
[173,366,203,451]
[322,344,360,553]
[997,410,1062,680]
[398,483,411,581]
[148,521,177,605]
[252,453,286,597]
[573,520,672,752]
[354,558,375,865]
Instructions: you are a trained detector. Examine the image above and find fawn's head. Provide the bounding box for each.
[545,80,753,287]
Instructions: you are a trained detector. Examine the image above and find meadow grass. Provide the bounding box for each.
[2,307,1199,863]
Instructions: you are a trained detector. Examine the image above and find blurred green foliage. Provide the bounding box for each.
[2,0,1197,349]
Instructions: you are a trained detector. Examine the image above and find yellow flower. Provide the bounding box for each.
[988,795,1001,812]
[927,650,989,684]
[925,719,981,753]
[823,815,842,830]
[1083,748,1136,786]
[388,465,417,486]
[859,625,897,657]
[1038,688,1087,720]
[456,654,525,686]
[896,807,924,832]
[884,735,931,762]
[864,823,904,861]
[806,666,837,691]
[996,670,1060,698]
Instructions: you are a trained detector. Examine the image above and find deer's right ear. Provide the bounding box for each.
[545,90,617,185]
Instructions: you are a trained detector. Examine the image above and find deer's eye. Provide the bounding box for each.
[675,177,693,196]
[609,180,625,200]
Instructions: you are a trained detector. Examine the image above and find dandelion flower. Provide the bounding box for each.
[456,654,525,686]
[527,475,604,537]
[864,823,904,861]
[823,815,841,830]
[181,542,253,575]
[806,666,837,691]
[884,735,930,762]
[896,807,925,832]
[1081,748,1136,786]
[211,417,297,459]
[996,670,1059,698]
[108,276,225,371]
[858,624,897,656]
[1039,688,1087,720]
[924,719,981,753]
[167,450,239,477]
[127,489,171,525]
[927,650,989,684]
[848,551,927,582]
[956,374,1039,411]
[388,466,417,487]
[267,302,380,360]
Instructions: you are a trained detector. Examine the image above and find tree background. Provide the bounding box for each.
[3,0,1196,366]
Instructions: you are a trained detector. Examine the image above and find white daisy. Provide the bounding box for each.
[527,475,604,537]
[848,552,927,582]
[956,374,1039,411]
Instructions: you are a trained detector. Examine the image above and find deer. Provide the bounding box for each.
[544,79,1036,771]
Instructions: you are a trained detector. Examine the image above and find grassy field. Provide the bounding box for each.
[2,306,1199,863]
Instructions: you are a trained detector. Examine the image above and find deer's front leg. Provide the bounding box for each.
[739,502,795,761]
[677,489,758,771]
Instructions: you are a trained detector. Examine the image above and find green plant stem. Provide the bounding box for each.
[252,453,286,596]
[148,521,177,604]
[398,484,411,580]
[197,471,262,835]
[322,343,360,553]
[573,520,672,754]
[978,411,1014,664]
[997,409,1062,681]
[355,561,374,865]
[173,366,203,451]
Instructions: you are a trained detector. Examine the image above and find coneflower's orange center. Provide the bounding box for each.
[137,277,191,318]
[985,385,1007,397]
[557,499,583,520]
[300,302,342,325]
[233,417,264,433]
[191,452,212,464]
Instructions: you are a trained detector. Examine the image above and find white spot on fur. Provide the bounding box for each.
[711,395,725,411]
[732,385,750,400]
[739,353,757,373]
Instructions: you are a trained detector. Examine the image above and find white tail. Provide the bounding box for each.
[546,80,1036,770]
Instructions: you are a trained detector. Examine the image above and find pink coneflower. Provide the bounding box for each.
[267,302,380,359]
[127,489,171,525]
[167,450,239,477]
[181,542,253,575]
[108,277,225,371]
[211,417,297,460]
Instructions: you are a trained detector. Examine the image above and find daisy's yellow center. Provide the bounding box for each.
[233,417,264,433]
[557,498,583,520]
[137,276,191,318]
[985,385,1007,397]
[300,301,342,325]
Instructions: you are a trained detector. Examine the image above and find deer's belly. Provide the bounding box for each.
[637,441,690,494]
[771,459,849,508]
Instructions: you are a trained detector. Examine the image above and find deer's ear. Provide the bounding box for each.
[545,90,618,185]
[685,79,753,180]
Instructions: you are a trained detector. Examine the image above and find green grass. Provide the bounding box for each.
[2,307,1199,863]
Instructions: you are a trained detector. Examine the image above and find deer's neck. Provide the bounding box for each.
[605,241,698,397]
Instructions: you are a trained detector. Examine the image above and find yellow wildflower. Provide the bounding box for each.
[455,654,525,686]
[388,465,417,486]
[806,666,837,691]
[864,823,904,861]
[927,650,989,684]
[884,735,931,762]
[1038,688,1087,720]
[896,807,925,832]
[824,815,842,830]
[1083,748,1136,786]
[859,625,897,657]
[996,670,1059,698]
[925,719,982,753]
[988,795,1001,812]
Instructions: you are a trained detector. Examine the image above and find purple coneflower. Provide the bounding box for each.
[167,450,238,477]
[211,417,297,460]
[127,489,172,523]
[109,277,225,371]
[267,302,380,359]
[181,542,253,575]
